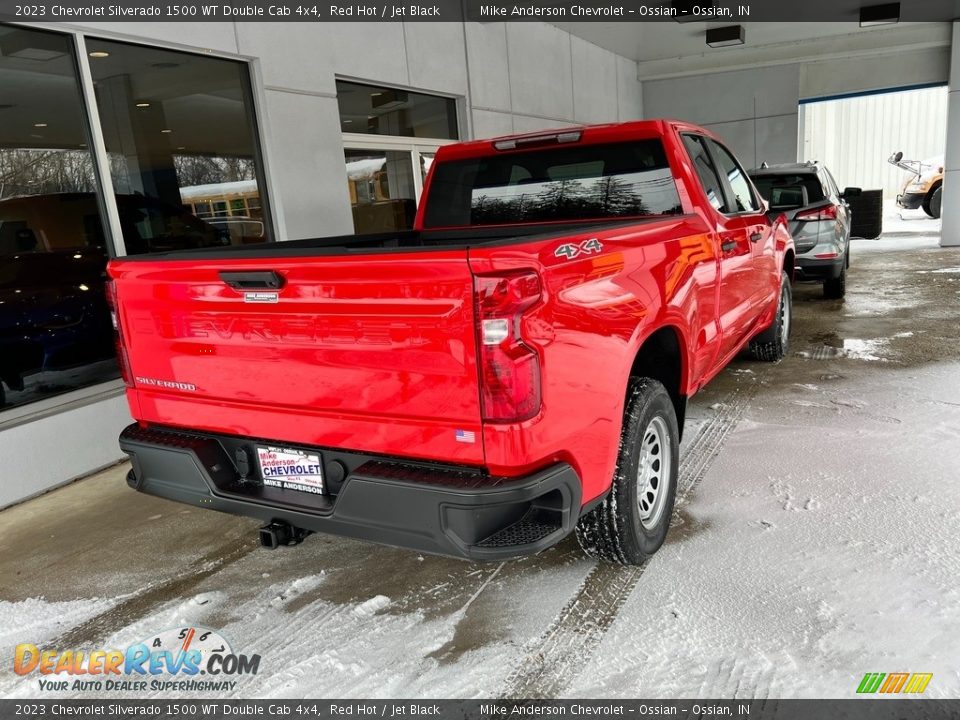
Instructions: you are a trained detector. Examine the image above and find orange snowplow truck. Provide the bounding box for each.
[890,151,943,219]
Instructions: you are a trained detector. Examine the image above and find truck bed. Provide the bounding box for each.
[123,218,663,260]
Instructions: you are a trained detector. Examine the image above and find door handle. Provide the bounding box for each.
[750,232,763,243]
[721,240,737,253]
[219,270,285,290]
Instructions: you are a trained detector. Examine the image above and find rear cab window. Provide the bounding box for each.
[421,139,684,228]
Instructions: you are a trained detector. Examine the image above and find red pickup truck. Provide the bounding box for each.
[109,120,793,565]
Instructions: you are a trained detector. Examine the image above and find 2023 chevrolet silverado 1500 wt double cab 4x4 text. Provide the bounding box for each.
[109,120,794,565]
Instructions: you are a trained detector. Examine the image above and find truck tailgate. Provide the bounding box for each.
[109,251,484,464]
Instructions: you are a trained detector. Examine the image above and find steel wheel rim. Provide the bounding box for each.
[637,415,671,529]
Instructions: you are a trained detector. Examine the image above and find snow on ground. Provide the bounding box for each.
[565,362,960,699]
[6,359,958,700]
[0,541,595,699]
[880,202,941,236]
[0,597,119,654]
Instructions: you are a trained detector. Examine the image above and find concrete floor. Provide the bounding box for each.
[2,229,959,698]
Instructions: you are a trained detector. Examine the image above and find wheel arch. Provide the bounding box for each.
[627,325,688,440]
[783,248,796,282]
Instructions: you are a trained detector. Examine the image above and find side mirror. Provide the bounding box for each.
[842,187,862,199]
[892,151,903,163]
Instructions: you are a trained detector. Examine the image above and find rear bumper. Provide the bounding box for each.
[897,192,925,210]
[795,254,844,281]
[120,423,582,562]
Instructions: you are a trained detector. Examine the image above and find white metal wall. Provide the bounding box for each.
[642,64,801,169]
[801,86,948,199]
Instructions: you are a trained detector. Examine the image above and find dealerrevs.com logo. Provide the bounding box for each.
[14,626,259,693]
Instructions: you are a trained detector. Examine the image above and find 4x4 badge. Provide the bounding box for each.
[555,238,603,260]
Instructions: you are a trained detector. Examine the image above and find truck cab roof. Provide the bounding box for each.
[436,119,719,162]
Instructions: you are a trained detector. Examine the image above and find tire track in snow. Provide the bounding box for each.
[51,534,260,649]
[500,371,766,699]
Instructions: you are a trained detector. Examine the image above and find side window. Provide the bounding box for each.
[817,170,832,199]
[822,168,840,199]
[681,135,726,212]
[707,139,760,214]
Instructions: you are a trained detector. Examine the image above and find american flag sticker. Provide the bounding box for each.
[455,429,476,443]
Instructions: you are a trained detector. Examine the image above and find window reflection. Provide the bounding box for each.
[88,39,271,252]
[337,81,458,140]
[0,26,118,409]
[345,149,416,234]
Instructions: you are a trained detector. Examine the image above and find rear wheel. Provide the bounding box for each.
[750,271,792,361]
[824,268,846,299]
[575,377,679,566]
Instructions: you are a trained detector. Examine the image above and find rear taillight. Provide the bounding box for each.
[105,280,134,388]
[796,204,838,222]
[474,271,542,423]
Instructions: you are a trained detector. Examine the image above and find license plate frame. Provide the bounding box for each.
[255,445,325,495]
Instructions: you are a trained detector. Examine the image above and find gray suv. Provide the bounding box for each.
[749,162,861,299]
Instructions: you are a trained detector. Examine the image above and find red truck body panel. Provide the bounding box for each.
[109,119,793,558]
[110,251,486,465]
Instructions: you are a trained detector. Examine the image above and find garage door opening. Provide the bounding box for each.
[800,84,947,235]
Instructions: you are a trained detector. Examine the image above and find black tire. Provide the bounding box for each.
[824,268,846,299]
[750,271,792,361]
[575,377,679,566]
[927,186,942,220]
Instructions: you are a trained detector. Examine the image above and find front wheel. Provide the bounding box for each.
[575,378,679,565]
[750,271,792,361]
[926,187,942,220]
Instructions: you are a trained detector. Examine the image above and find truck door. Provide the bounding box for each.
[705,138,777,318]
[680,134,758,363]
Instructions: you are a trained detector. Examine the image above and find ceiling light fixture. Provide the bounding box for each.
[859,2,900,26]
[161,129,172,133]
[135,102,150,108]
[88,50,110,58]
[705,25,745,48]
[33,122,47,127]
[0,33,67,61]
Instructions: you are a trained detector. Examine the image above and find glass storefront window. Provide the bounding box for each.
[337,80,458,140]
[0,26,118,410]
[87,39,272,252]
[338,81,456,234]
[345,149,417,234]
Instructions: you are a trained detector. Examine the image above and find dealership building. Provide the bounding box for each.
[1,14,957,507]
